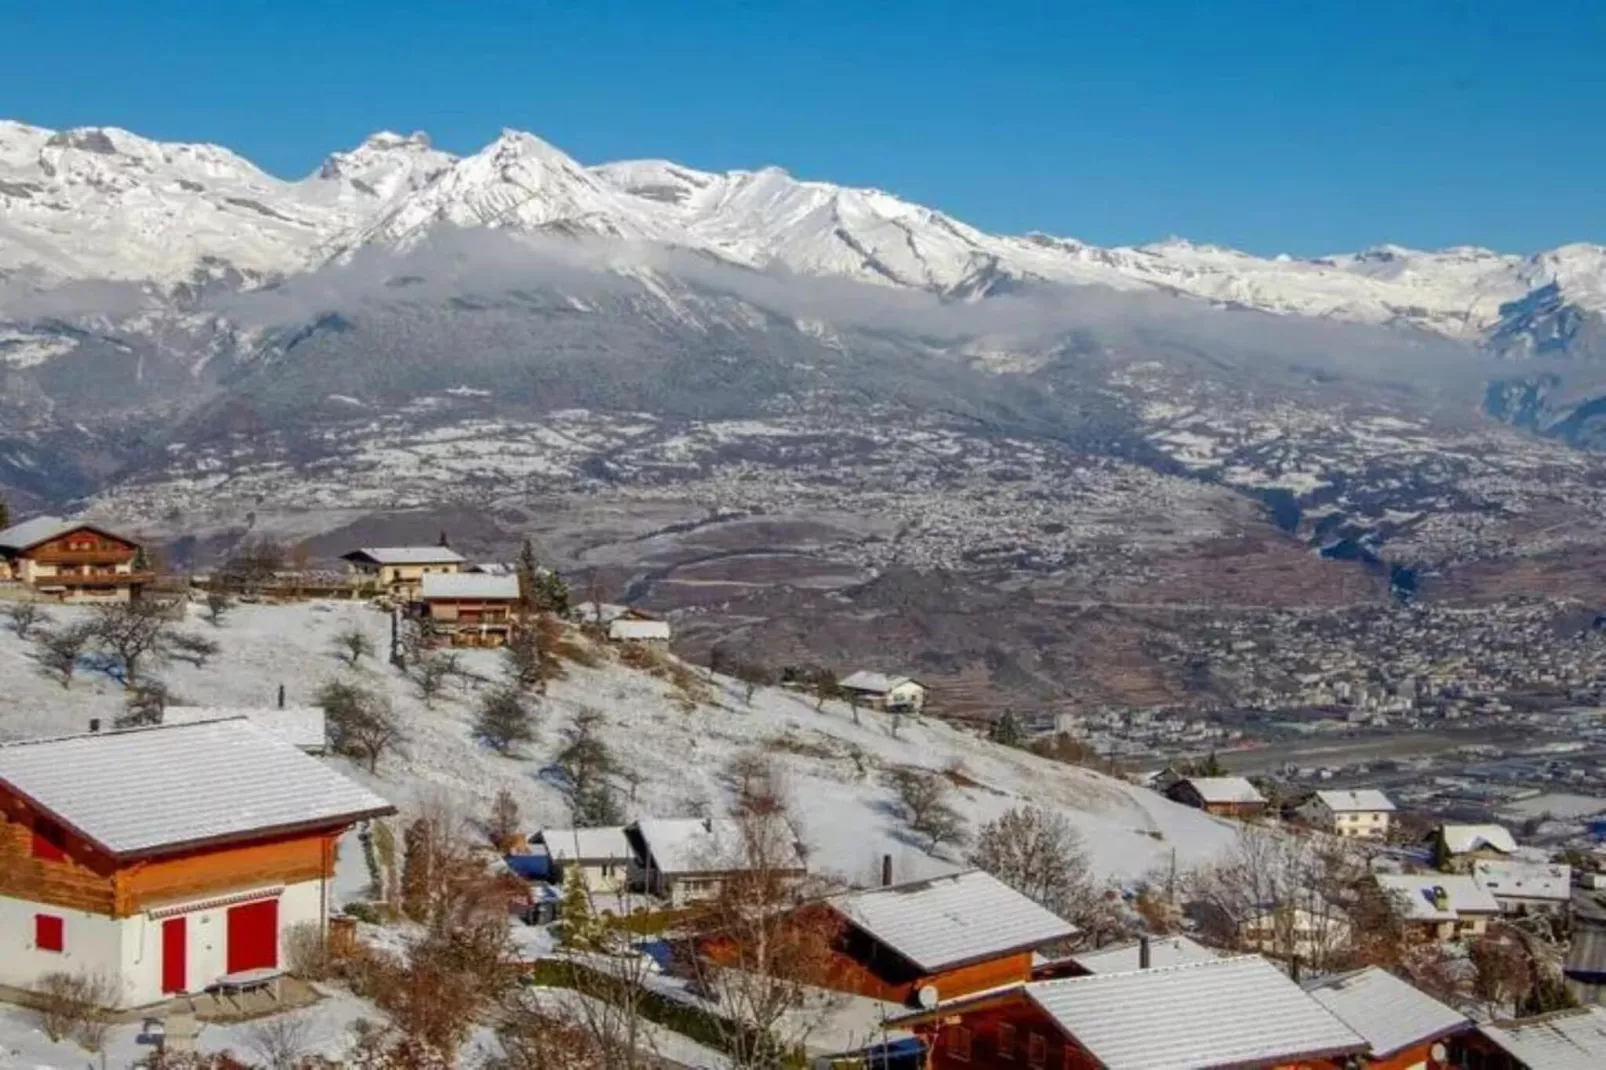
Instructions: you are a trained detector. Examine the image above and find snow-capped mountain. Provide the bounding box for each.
[2,118,1603,348]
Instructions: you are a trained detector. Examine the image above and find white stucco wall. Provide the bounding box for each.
[1,878,328,1008]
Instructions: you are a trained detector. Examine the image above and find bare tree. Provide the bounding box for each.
[476,685,536,755]
[244,1014,313,1070]
[485,789,522,851]
[37,622,93,689]
[117,681,169,728]
[202,588,234,627]
[220,537,285,594]
[970,806,1105,932]
[5,601,46,640]
[333,625,376,667]
[91,598,176,685]
[886,766,967,854]
[415,651,459,707]
[318,679,406,773]
[504,623,558,693]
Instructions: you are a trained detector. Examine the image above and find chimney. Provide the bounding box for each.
[1139,935,1151,969]
[88,718,100,734]
[277,683,286,709]
[882,854,893,888]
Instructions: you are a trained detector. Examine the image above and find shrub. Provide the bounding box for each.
[35,969,117,1050]
[284,921,331,980]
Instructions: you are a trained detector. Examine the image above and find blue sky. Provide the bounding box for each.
[2,1,1601,256]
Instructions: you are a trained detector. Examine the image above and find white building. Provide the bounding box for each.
[0,720,391,1008]
[626,817,805,907]
[1472,859,1573,916]
[1298,789,1396,840]
[1375,874,1502,942]
[533,826,634,893]
[340,546,466,599]
[838,671,926,713]
[1238,903,1354,966]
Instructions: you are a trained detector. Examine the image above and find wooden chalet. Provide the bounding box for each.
[0,719,393,1008]
[0,515,148,602]
[891,955,1368,1070]
[820,869,1077,1005]
[420,572,519,647]
[1304,966,1471,1069]
[1165,776,1268,818]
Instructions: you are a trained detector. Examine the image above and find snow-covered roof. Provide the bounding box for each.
[161,706,327,752]
[1375,874,1501,921]
[1180,776,1266,804]
[608,619,671,642]
[421,572,519,600]
[1022,956,1366,1070]
[0,719,392,858]
[1304,966,1469,1058]
[573,601,630,624]
[1438,823,1517,855]
[1478,1007,1606,1070]
[830,870,1076,973]
[630,817,804,876]
[536,826,633,863]
[0,515,129,552]
[1312,788,1396,813]
[1067,935,1218,974]
[839,671,917,695]
[343,546,466,565]
[1473,859,1572,903]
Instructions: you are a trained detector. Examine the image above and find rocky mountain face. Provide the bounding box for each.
[4,121,1606,712]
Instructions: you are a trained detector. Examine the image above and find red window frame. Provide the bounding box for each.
[948,1025,973,1063]
[1028,1031,1047,1069]
[35,914,64,953]
[31,820,67,862]
[998,1022,1018,1060]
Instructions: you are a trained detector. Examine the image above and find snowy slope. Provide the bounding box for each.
[0,601,1237,885]
[3,117,1603,343]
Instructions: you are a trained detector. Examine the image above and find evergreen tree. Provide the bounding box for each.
[1431,828,1454,873]
[475,685,537,754]
[0,493,10,531]
[989,709,1026,748]
[401,817,435,922]
[559,866,601,949]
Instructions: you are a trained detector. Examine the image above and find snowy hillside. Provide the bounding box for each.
[0,600,1236,884]
[2,118,1603,342]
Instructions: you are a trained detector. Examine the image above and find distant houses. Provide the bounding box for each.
[0,516,147,603]
[0,719,392,1007]
[1471,859,1572,916]
[420,572,519,647]
[607,617,671,645]
[1374,873,1501,942]
[340,545,466,600]
[1428,823,1518,871]
[839,671,926,714]
[1165,776,1268,819]
[625,817,805,907]
[1298,789,1396,840]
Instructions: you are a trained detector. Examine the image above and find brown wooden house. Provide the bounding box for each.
[420,572,519,647]
[0,516,148,602]
[1165,776,1269,818]
[891,955,1368,1070]
[0,719,392,1008]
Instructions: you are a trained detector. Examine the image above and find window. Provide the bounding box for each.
[35,914,64,953]
[31,820,67,862]
[997,1022,1017,1060]
[948,1025,972,1063]
[1028,1031,1047,1069]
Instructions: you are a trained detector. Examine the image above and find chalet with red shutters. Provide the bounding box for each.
[0,515,148,602]
[0,719,393,1008]
[891,955,1368,1070]
[820,869,1077,1006]
[420,572,520,647]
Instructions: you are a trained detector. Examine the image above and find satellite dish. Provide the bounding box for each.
[917,984,940,1009]
[1429,1043,1447,1063]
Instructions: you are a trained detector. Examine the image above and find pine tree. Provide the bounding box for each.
[1431,828,1454,873]
[989,709,1025,748]
[516,538,540,614]
[0,494,10,532]
[559,866,600,949]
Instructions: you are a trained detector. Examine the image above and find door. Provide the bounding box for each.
[161,917,187,994]
[225,899,279,973]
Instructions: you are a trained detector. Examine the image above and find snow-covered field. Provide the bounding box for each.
[0,600,1237,885]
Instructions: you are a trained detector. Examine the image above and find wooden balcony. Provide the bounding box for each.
[36,571,154,587]
[30,550,137,566]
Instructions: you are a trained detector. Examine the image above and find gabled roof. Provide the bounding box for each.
[1437,823,1517,855]
[839,671,917,695]
[536,826,634,863]
[342,546,466,566]
[1375,874,1501,921]
[1025,956,1366,1070]
[1473,859,1572,903]
[421,572,519,600]
[0,720,393,859]
[1067,935,1218,974]
[1312,788,1396,813]
[161,706,328,752]
[630,817,805,876]
[830,869,1076,974]
[609,618,671,641]
[1479,1006,1606,1070]
[0,515,132,553]
[1304,966,1470,1058]
[1178,776,1265,805]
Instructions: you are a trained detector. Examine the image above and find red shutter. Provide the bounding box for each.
[35,914,64,953]
[225,899,279,973]
[162,917,188,993]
